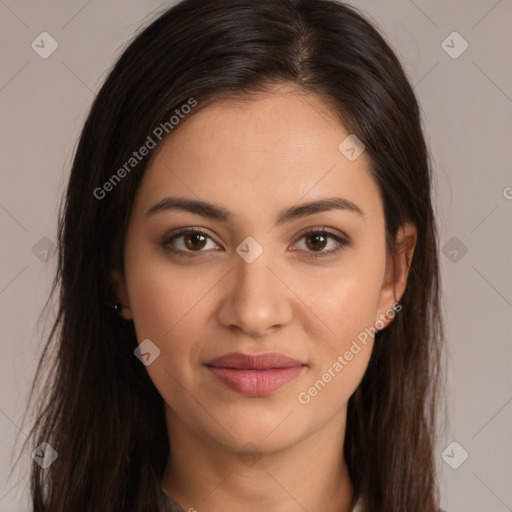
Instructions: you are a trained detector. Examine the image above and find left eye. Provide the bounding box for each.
[292,229,348,257]
[162,228,348,258]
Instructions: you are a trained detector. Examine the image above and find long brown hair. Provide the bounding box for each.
[18,0,446,510]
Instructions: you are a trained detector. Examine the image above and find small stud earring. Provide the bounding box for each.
[112,303,122,313]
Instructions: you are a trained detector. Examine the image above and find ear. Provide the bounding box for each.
[111,270,134,320]
[375,222,417,328]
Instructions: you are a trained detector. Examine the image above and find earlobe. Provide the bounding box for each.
[376,223,417,328]
[111,270,134,320]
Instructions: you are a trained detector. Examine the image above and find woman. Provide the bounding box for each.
[22,0,446,510]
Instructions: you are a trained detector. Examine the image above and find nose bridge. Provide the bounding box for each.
[217,241,291,336]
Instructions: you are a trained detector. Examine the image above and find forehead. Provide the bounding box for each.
[133,85,383,224]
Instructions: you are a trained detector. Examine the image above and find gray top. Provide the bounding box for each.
[161,487,186,512]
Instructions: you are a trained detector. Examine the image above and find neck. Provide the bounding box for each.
[160,406,355,512]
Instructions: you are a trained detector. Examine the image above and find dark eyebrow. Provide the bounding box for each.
[145,196,364,224]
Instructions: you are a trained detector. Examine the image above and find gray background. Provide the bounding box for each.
[1,1,511,510]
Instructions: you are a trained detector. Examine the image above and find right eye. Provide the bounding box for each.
[161,228,221,257]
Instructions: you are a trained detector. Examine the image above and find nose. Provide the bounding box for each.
[217,248,293,338]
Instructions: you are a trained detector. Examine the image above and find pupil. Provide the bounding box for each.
[185,233,206,250]
[306,234,326,251]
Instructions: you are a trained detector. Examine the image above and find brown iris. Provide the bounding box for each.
[182,232,208,251]
[304,233,328,252]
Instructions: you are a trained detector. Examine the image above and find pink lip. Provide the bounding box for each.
[204,352,306,396]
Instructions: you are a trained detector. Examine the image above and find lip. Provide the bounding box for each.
[204,352,306,396]
[205,352,304,369]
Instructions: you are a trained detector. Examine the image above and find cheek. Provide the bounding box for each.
[125,254,213,410]
[290,248,386,404]
[292,276,381,415]
[295,250,385,346]
[126,254,210,350]
[295,278,377,392]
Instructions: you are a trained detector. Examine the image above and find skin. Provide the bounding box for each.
[112,83,416,512]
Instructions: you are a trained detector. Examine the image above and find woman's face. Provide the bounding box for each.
[113,83,415,453]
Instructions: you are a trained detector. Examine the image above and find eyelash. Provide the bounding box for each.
[161,227,349,259]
